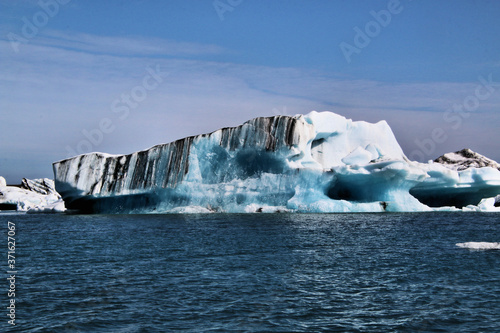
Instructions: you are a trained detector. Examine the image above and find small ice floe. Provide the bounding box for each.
[165,206,214,214]
[456,242,500,250]
[26,200,66,214]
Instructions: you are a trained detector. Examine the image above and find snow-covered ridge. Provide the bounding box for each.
[52,111,500,213]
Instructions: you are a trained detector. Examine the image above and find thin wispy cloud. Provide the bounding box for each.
[33,29,228,57]
[1,28,499,182]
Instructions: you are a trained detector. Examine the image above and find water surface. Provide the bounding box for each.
[3,212,500,332]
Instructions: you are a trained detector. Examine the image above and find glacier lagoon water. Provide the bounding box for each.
[3,212,500,332]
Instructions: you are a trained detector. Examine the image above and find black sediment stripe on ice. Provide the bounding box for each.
[108,155,131,193]
[164,136,193,188]
[144,152,156,189]
[87,155,104,195]
[219,126,235,150]
[169,140,185,187]
[74,155,85,184]
[263,117,276,151]
[100,157,112,193]
[285,117,297,147]
[218,115,298,151]
[131,150,150,190]
[267,117,277,151]
[53,159,69,185]
[267,116,298,150]
[183,137,193,176]
[163,145,175,188]
[153,137,191,188]
[106,157,124,193]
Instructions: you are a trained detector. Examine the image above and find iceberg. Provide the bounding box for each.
[52,111,500,213]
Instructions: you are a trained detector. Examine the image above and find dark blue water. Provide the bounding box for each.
[2,212,500,332]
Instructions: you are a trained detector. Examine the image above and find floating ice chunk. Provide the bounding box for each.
[462,196,500,212]
[27,200,66,214]
[456,242,500,250]
[243,204,290,213]
[165,206,214,214]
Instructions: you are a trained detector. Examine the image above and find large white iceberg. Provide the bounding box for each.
[52,111,500,213]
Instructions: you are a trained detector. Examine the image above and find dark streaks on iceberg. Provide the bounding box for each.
[161,137,193,188]
[219,116,299,151]
[53,115,301,212]
[127,136,193,190]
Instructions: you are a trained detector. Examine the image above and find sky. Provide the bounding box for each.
[1,0,500,184]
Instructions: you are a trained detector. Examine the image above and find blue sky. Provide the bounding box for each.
[1,0,500,183]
